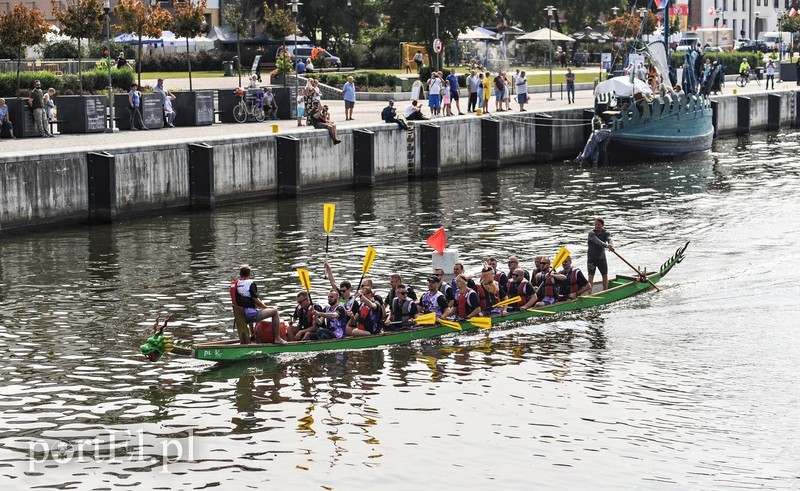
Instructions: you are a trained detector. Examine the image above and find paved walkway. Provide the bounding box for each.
[1,76,798,157]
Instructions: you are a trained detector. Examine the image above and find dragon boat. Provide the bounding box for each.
[140,242,689,364]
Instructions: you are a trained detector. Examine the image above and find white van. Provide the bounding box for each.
[759,32,790,51]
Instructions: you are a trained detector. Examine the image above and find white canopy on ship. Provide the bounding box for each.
[594,76,653,96]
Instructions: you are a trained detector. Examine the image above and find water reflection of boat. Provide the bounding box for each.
[150,243,688,364]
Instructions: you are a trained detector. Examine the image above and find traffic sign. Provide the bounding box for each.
[433,38,442,53]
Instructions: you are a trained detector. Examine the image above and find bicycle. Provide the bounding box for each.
[233,88,265,123]
[735,70,760,88]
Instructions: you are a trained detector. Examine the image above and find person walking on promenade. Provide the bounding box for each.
[482,72,492,114]
[466,69,480,112]
[128,83,148,130]
[414,50,424,72]
[343,76,356,121]
[515,70,528,111]
[494,71,507,112]
[446,68,464,115]
[28,80,52,138]
[427,72,442,117]
[476,73,484,111]
[153,78,177,127]
[765,60,775,90]
[565,67,576,104]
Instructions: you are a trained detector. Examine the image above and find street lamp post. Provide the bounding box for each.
[611,6,619,17]
[103,0,117,133]
[291,0,301,122]
[545,5,555,101]
[638,7,648,45]
[431,2,443,72]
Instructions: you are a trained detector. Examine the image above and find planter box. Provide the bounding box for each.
[271,86,295,120]
[55,95,107,133]
[779,62,798,82]
[173,91,215,126]
[2,98,39,138]
[113,93,164,130]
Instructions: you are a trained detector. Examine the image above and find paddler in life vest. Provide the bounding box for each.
[418,274,450,318]
[347,285,384,337]
[475,265,508,316]
[289,291,323,341]
[450,263,476,291]
[506,267,538,311]
[557,256,590,301]
[324,261,357,317]
[507,256,530,281]
[386,283,419,329]
[433,267,455,309]
[532,256,547,289]
[486,257,508,288]
[311,289,348,339]
[385,273,417,307]
[233,265,286,344]
[452,274,481,320]
[533,258,567,307]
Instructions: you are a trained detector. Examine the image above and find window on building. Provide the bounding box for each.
[733,19,737,35]
[742,0,746,11]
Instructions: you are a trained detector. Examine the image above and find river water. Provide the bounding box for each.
[1,131,799,489]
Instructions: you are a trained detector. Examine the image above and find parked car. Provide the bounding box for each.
[737,41,769,52]
[733,38,751,50]
[703,46,725,53]
[276,45,342,69]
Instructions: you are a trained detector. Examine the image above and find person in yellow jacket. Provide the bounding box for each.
[481,71,492,114]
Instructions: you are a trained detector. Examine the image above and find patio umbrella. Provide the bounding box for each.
[571,26,612,42]
[458,27,499,41]
[517,28,575,43]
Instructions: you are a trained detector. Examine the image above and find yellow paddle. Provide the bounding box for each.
[413,312,437,325]
[552,246,571,269]
[323,203,335,265]
[437,318,463,331]
[469,317,492,329]
[297,268,313,303]
[355,246,377,292]
[493,295,521,308]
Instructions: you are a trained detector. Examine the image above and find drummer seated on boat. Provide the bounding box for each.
[233,265,286,344]
[450,263,476,291]
[385,284,419,329]
[557,256,591,301]
[475,265,507,316]
[347,286,384,337]
[311,289,348,340]
[533,260,566,308]
[506,267,537,311]
[451,274,481,320]
[289,291,323,341]
[418,274,450,318]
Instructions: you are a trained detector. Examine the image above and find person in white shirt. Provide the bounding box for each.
[516,71,528,111]
[405,99,428,120]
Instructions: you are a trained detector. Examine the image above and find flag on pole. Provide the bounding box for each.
[426,227,447,255]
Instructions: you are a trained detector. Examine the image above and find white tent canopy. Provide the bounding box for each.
[517,28,575,42]
[458,27,500,41]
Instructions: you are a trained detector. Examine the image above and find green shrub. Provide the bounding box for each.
[343,44,369,69]
[138,50,225,72]
[370,45,396,68]
[670,51,763,75]
[0,67,135,97]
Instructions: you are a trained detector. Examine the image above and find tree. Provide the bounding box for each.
[607,11,658,39]
[0,4,50,96]
[379,0,493,61]
[51,0,103,96]
[171,0,207,91]
[222,0,249,87]
[114,0,172,87]
[263,2,293,41]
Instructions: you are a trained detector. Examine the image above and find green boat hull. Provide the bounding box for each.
[188,243,688,363]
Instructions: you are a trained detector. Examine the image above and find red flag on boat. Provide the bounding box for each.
[426,227,447,255]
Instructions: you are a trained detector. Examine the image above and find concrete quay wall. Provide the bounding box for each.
[1,89,799,236]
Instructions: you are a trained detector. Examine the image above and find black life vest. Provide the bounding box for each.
[563,268,582,295]
[508,279,531,305]
[358,301,383,334]
[391,297,415,322]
